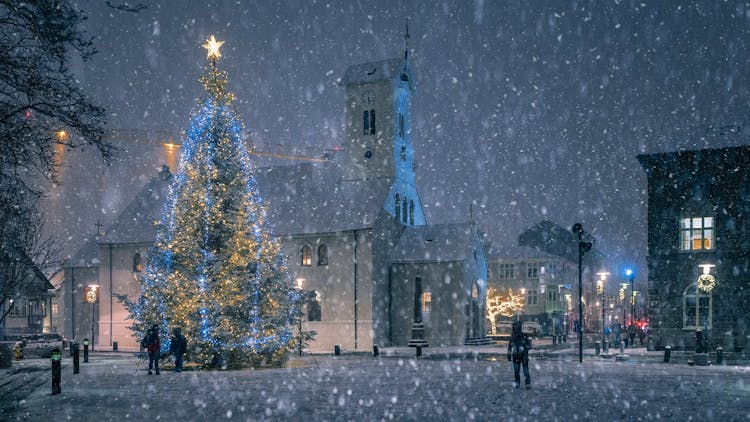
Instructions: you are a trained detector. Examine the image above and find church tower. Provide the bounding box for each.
[340,26,425,226]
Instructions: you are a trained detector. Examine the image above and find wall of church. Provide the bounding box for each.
[390,262,468,347]
[62,266,98,343]
[96,243,150,351]
[282,230,374,353]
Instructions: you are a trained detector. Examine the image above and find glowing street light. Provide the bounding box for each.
[596,272,609,351]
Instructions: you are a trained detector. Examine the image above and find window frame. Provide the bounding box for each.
[526,290,538,305]
[682,284,712,330]
[527,263,540,279]
[301,245,312,266]
[679,216,714,252]
[317,244,328,266]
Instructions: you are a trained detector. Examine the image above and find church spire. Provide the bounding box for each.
[404,19,410,60]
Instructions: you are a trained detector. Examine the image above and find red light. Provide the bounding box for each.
[25,110,32,118]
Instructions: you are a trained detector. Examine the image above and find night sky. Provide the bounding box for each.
[48,1,750,289]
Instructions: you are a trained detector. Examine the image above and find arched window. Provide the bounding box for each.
[308,291,322,321]
[395,194,401,221]
[683,284,712,329]
[399,113,405,138]
[301,246,312,266]
[133,253,143,272]
[363,109,376,135]
[317,244,328,266]
[409,200,415,225]
[400,145,406,162]
[402,197,408,223]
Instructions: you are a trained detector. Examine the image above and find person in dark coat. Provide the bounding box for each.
[170,327,187,372]
[146,324,160,375]
[507,321,532,389]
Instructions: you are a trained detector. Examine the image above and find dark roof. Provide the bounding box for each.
[255,162,390,235]
[637,143,750,168]
[66,236,102,268]
[341,58,415,90]
[99,167,172,244]
[390,223,479,263]
[485,244,569,261]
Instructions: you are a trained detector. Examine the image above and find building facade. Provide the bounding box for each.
[638,145,750,351]
[61,53,488,352]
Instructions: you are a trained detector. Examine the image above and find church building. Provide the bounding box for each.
[61,47,488,353]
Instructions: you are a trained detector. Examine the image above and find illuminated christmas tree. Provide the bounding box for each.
[121,36,300,367]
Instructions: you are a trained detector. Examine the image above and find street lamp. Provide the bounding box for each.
[625,269,635,327]
[572,223,592,363]
[619,283,628,327]
[596,272,609,351]
[86,284,99,351]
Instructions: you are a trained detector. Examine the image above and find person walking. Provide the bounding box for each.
[146,324,160,375]
[507,322,532,389]
[170,327,187,372]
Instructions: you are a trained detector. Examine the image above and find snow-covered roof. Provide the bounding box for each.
[255,162,390,235]
[485,244,569,261]
[390,223,479,263]
[99,167,172,245]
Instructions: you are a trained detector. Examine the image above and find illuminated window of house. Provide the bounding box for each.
[52,303,59,319]
[527,263,540,278]
[308,291,321,321]
[301,245,312,266]
[680,217,714,251]
[526,290,538,305]
[422,290,432,313]
[498,264,515,279]
[395,194,401,221]
[317,245,328,266]
[133,252,143,272]
[683,284,711,329]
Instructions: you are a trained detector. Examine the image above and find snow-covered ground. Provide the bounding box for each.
[2,346,749,421]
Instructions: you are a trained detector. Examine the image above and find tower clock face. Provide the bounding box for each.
[361,90,376,106]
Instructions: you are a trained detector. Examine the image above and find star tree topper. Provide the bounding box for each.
[203,35,224,60]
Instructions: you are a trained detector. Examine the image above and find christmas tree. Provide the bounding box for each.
[121,36,301,368]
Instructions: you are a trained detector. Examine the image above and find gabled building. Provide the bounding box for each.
[638,145,750,351]
[61,51,488,352]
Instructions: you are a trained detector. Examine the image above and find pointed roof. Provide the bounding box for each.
[99,166,173,244]
[255,162,391,235]
[341,58,416,91]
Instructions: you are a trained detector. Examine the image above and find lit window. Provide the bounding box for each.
[301,246,312,266]
[680,217,714,251]
[683,284,711,329]
[527,263,540,279]
[526,290,538,305]
[422,291,432,313]
[317,245,328,266]
[133,253,143,272]
[52,303,59,319]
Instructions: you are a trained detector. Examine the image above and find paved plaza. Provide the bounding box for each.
[2,343,750,421]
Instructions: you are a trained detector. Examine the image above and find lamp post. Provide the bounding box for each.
[572,223,592,363]
[696,264,716,353]
[625,269,635,327]
[619,283,628,328]
[596,272,609,351]
[85,284,99,351]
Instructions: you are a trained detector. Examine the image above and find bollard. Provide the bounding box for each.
[334,344,341,356]
[603,340,609,354]
[83,338,89,363]
[13,342,23,360]
[553,335,557,345]
[562,334,567,343]
[664,345,671,363]
[716,347,723,365]
[416,345,422,358]
[620,341,625,354]
[51,348,62,395]
[73,343,80,374]
[595,341,600,356]
[373,344,379,357]
[113,341,118,352]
